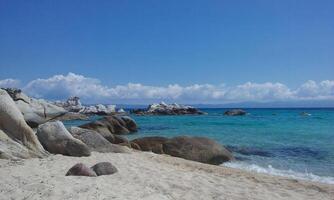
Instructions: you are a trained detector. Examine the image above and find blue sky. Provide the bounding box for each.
[0,0,333,104]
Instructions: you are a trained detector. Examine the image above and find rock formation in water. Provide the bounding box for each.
[131,102,205,115]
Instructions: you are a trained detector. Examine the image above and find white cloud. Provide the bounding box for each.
[1,73,334,104]
[0,78,20,88]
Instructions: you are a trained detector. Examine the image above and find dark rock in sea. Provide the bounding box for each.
[91,162,118,176]
[131,136,169,154]
[67,127,130,153]
[226,145,272,157]
[300,112,311,116]
[130,102,205,115]
[66,163,97,177]
[79,115,137,138]
[131,136,233,165]
[224,109,247,116]
[36,121,91,157]
[163,136,234,165]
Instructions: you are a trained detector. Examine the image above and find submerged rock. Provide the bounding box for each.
[224,109,247,116]
[0,89,48,159]
[131,136,233,165]
[66,163,97,177]
[130,102,205,115]
[91,162,118,176]
[36,121,91,157]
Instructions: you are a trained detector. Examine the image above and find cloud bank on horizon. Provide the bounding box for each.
[0,73,333,105]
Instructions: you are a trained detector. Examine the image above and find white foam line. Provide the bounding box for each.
[223,161,334,184]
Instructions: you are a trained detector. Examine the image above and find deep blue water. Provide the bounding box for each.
[64,108,334,184]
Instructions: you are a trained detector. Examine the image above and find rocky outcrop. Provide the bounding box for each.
[224,109,247,116]
[131,137,169,154]
[67,127,131,153]
[66,163,97,177]
[163,136,234,165]
[79,116,138,138]
[3,88,68,127]
[50,112,88,121]
[91,162,118,176]
[0,89,48,159]
[130,102,205,115]
[131,136,233,165]
[55,96,118,115]
[36,121,91,157]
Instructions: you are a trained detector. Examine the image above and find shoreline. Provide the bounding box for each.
[1,151,333,200]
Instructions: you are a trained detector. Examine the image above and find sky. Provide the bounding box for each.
[0,0,333,105]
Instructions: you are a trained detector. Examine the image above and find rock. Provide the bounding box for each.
[54,96,83,112]
[79,116,137,138]
[36,121,91,157]
[54,96,117,115]
[120,116,138,132]
[91,162,118,176]
[50,112,88,121]
[132,136,233,164]
[113,135,129,144]
[3,88,68,127]
[163,136,233,165]
[68,127,130,153]
[131,137,169,154]
[66,163,97,177]
[0,89,48,159]
[224,109,246,116]
[130,142,141,150]
[130,102,205,115]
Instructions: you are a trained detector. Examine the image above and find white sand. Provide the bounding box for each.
[0,151,333,200]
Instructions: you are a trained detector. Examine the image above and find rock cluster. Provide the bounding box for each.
[131,102,205,115]
[55,96,120,115]
[66,162,118,177]
[131,136,233,165]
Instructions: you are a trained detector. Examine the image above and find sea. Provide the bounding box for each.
[63,108,334,184]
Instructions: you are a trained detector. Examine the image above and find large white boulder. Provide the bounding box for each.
[3,88,67,127]
[0,89,48,159]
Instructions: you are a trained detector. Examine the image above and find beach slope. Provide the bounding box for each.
[0,152,333,200]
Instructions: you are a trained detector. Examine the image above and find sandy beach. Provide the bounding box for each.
[1,151,333,200]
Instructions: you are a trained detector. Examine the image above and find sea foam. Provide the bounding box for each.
[223,161,334,184]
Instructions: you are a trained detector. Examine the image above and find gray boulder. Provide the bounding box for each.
[0,89,48,159]
[91,162,118,176]
[131,135,233,165]
[66,163,97,177]
[68,127,131,153]
[36,121,91,157]
[163,136,234,165]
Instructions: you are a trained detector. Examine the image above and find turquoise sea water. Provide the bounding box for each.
[64,108,334,184]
